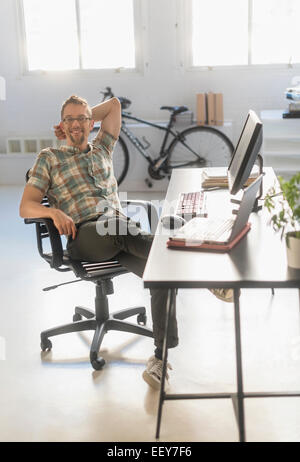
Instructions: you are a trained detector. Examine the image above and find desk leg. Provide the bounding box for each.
[233,288,245,442]
[155,288,175,440]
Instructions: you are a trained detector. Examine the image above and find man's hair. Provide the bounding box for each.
[61,95,92,120]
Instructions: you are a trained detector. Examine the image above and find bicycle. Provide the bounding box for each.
[93,87,234,187]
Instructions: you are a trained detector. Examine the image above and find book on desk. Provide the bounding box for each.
[201,165,259,189]
[167,174,263,252]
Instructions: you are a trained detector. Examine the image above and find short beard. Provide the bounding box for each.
[70,133,85,146]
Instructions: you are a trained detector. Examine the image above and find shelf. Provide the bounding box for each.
[268,167,300,175]
[260,109,285,120]
[264,156,300,169]
[260,109,300,176]
[263,152,300,158]
[260,109,300,121]
[263,134,300,140]
[263,139,300,156]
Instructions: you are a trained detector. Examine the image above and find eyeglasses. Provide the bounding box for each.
[62,116,91,125]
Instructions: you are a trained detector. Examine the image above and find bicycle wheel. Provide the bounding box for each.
[166,125,234,170]
[112,136,129,186]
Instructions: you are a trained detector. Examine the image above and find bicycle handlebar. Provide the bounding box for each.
[100,86,115,100]
[100,86,131,110]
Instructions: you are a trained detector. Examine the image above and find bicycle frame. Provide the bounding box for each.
[121,112,203,169]
[121,112,176,165]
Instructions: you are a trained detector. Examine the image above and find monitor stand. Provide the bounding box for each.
[230,154,264,212]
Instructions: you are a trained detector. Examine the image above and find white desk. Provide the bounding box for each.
[143,167,300,442]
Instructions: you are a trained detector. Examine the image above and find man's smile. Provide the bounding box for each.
[61,102,94,150]
[68,127,85,146]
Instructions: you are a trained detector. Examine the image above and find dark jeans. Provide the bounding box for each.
[67,215,178,350]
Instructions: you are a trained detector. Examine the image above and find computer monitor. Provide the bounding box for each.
[227,110,263,195]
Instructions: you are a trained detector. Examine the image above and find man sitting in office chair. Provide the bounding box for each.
[19,94,233,389]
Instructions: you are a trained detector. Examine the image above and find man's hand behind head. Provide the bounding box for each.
[53,124,66,140]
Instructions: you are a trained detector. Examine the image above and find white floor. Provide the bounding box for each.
[1,186,300,442]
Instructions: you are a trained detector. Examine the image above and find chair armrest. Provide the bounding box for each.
[120,200,159,233]
[24,217,64,269]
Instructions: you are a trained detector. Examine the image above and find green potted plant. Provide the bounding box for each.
[264,172,300,268]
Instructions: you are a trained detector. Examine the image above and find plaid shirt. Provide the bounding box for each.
[28,131,124,224]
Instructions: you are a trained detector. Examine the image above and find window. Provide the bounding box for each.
[21,0,137,71]
[190,0,300,67]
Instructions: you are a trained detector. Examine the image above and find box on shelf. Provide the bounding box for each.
[196,92,224,126]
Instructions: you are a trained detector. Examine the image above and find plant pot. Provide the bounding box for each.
[286,232,300,269]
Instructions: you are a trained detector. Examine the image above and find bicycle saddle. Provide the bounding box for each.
[160,105,188,115]
[118,96,131,109]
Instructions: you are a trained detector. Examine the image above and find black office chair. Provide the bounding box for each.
[24,194,157,370]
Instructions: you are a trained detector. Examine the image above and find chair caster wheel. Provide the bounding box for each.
[73,313,82,322]
[41,338,52,351]
[90,353,105,370]
[137,313,147,326]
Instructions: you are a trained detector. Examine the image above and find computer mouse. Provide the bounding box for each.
[161,214,186,229]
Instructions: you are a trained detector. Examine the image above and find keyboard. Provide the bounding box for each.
[181,217,235,242]
[176,191,208,218]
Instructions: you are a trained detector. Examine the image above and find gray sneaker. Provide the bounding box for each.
[142,355,172,390]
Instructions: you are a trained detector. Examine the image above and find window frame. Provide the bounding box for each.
[177,0,300,72]
[17,0,148,75]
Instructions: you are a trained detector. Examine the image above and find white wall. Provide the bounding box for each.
[0,0,298,188]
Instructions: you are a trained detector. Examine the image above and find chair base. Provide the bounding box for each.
[40,305,153,370]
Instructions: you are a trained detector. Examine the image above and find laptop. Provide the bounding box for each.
[167,174,263,250]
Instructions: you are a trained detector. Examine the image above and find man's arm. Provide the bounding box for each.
[19,185,77,239]
[91,97,121,139]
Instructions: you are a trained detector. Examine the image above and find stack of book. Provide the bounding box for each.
[201,166,259,189]
[283,87,300,118]
[196,92,223,126]
[285,87,300,101]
